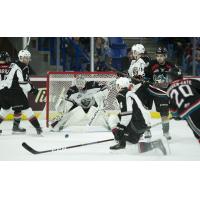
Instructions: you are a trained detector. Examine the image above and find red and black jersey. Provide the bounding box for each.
[145,60,175,89]
[0,63,11,81]
[167,78,200,119]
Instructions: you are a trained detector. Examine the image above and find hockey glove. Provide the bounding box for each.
[30,84,39,95]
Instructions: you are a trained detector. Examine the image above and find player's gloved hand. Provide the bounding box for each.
[30,84,39,95]
[172,116,182,121]
[112,127,124,141]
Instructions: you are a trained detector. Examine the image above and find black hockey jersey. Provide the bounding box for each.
[116,88,149,131]
[167,78,200,119]
[5,61,31,93]
[145,60,175,89]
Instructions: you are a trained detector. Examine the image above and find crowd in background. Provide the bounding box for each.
[0,37,200,76]
[62,37,200,76]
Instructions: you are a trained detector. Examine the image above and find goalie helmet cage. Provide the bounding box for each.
[46,71,119,127]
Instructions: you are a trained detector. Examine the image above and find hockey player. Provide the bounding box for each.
[108,77,167,155]
[0,51,26,134]
[166,67,200,143]
[3,50,42,135]
[127,45,154,139]
[145,47,175,140]
[51,76,110,131]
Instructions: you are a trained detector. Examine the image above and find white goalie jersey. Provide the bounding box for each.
[51,81,111,130]
[56,81,109,113]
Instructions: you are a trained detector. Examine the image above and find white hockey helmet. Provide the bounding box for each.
[18,50,31,63]
[116,77,130,91]
[75,76,86,90]
[131,44,145,54]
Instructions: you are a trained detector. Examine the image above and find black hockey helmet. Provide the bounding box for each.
[156,47,168,54]
[167,66,183,82]
[0,51,11,63]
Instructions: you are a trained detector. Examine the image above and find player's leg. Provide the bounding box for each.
[186,109,200,143]
[155,97,171,140]
[108,114,126,150]
[12,109,26,134]
[138,138,167,155]
[23,107,43,135]
[12,90,42,135]
[125,121,145,144]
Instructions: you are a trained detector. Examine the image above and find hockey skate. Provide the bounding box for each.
[163,132,172,140]
[138,139,167,155]
[12,126,26,134]
[152,139,167,155]
[110,140,126,150]
[36,128,43,136]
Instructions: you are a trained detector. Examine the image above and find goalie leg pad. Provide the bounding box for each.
[108,114,120,129]
[52,106,86,131]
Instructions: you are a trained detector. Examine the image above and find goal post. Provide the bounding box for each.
[46,71,119,128]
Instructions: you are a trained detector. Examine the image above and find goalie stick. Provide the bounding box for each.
[22,120,169,154]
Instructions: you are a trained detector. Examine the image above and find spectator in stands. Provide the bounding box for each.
[188,48,200,76]
[94,37,107,71]
[121,48,133,71]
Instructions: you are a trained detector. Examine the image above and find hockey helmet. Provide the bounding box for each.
[18,50,31,62]
[0,51,11,63]
[116,77,130,91]
[75,76,86,89]
[156,47,168,55]
[132,44,145,54]
[167,66,183,82]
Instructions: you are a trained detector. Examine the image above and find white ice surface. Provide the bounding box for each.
[0,119,199,161]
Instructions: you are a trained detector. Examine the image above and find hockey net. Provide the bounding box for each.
[46,71,119,129]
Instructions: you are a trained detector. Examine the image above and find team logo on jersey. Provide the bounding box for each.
[153,74,167,83]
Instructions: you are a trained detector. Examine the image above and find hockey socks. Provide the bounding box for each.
[29,116,42,135]
[13,113,26,133]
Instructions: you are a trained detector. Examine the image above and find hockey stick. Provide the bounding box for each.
[22,138,114,154]
[24,37,31,50]
[22,120,169,155]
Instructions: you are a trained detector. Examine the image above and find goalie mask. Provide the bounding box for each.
[18,50,31,64]
[75,76,86,90]
[116,77,130,91]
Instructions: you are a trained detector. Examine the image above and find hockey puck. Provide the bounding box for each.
[65,134,69,138]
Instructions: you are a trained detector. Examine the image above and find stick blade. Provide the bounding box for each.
[22,142,40,154]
